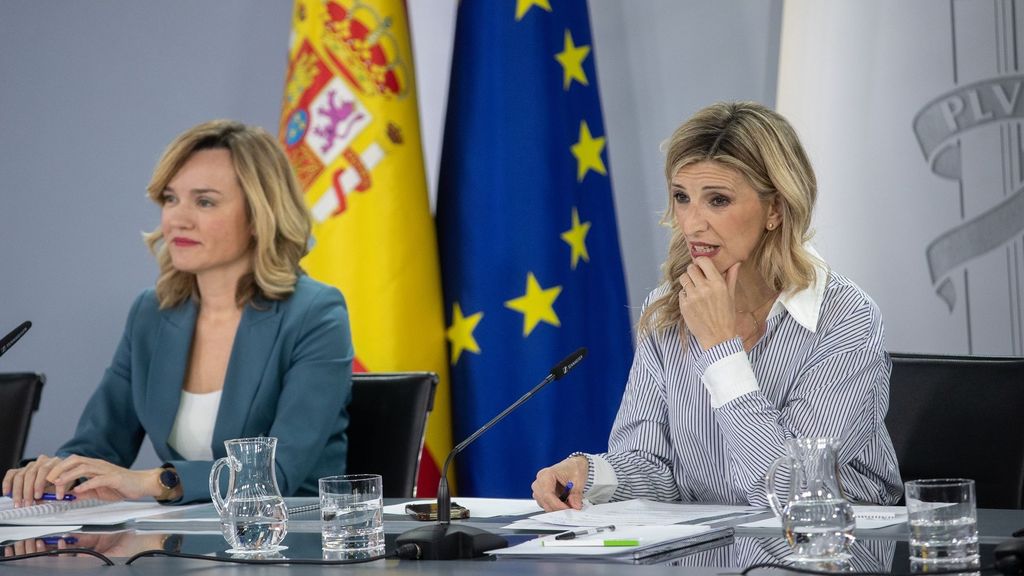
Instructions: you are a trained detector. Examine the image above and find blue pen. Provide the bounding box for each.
[3,492,76,501]
[42,536,78,546]
[558,480,574,503]
[40,493,76,501]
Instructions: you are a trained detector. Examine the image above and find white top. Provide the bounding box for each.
[167,389,222,461]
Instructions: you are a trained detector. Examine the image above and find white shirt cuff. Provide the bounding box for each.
[700,350,758,408]
[583,454,618,503]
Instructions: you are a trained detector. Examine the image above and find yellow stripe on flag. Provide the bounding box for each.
[279,0,452,496]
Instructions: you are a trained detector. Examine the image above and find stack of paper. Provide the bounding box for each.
[0,526,81,544]
[504,499,760,530]
[0,497,207,526]
[486,524,734,563]
[738,505,907,530]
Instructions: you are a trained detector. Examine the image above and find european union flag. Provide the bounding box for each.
[437,0,634,497]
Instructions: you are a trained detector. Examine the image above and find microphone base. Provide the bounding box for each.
[395,523,507,560]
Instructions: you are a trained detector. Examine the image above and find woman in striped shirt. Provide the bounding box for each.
[532,102,902,509]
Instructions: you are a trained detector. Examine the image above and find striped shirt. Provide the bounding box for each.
[582,259,903,506]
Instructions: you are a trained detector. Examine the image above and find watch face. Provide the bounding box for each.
[160,468,180,489]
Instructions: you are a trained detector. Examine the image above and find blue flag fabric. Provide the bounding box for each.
[436,0,634,497]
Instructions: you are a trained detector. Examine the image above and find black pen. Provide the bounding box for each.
[554,524,615,540]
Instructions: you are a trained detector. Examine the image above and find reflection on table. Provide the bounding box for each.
[3,530,178,559]
[669,536,895,571]
[1,506,1022,573]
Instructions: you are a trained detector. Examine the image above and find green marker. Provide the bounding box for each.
[543,538,640,547]
[601,539,640,547]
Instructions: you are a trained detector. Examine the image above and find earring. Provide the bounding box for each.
[767,223,775,230]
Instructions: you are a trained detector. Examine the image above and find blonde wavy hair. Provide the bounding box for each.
[143,120,311,309]
[638,102,819,336]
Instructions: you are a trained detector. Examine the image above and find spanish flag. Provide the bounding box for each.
[278,0,451,496]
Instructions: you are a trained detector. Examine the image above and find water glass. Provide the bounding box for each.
[319,474,384,555]
[905,478,979,566]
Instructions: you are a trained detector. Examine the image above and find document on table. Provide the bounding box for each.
[504,499,760,530]
[382,498,543,518]
[134,503,219,524]
[486,524,734,563]
[739,505,907,530]
[0,497,209,526]
[0,525,82,544]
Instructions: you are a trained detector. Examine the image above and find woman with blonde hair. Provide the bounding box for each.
[533,102,901,508]
[3,120,353,505]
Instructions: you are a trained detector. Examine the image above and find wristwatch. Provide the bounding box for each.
[161,533,183,553]
[157,467,180,501]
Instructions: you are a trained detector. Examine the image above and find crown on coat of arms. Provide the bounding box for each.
[320,0,408,98]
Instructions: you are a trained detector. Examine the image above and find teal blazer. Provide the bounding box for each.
[58,275,353,503]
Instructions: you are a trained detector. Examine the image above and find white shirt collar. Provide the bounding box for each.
[767,246,829,333]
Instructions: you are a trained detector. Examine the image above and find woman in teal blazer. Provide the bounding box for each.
[3,120,353,505]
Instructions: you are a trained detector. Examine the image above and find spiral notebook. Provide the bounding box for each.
[0,497,187,526]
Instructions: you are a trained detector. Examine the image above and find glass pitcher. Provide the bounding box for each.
[209,437,288,553]
[766,437,855,562]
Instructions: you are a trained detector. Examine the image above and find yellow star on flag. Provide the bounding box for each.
[504,272,562,337]
[554,29,590,90]
[571,120,607,182]
[560,207,591,269]
[515,0,552,21]
[446,302,484,365]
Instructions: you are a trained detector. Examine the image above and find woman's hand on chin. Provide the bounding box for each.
[679,258,741,349]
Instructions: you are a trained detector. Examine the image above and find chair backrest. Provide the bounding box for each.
[345,372,438,498]
[886,353,1024,509]
[0,372,45,477]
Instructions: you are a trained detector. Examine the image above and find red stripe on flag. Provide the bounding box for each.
[352,356,367,373]
[415,445,440,497]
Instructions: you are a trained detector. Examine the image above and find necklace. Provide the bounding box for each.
[737,293,778,347]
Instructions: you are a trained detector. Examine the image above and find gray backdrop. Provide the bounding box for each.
[778,0,1024,356]
[0,0,858,472]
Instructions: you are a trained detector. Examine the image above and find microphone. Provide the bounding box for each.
[0,321,31,359]
[395,347,588,560]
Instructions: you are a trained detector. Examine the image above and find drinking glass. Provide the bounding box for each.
[319,474,384,556]
[905,478,979,567]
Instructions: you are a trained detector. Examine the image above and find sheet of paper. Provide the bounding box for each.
[382,497,543,518]
[525,499,760,527]
[739,505,907,530]
[487,524,713,557]
[134,504,218,523]
[0,526,81,543]
[0,501,209,526]
[133,525,223,535]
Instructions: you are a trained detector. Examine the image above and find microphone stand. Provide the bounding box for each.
[395,348,587,560]
[0,321,31,359]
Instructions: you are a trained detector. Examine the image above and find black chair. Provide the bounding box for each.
[0,372,45,478]
[346,372,438,498]
[885,353,1024,509]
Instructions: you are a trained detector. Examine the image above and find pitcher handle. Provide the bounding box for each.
[765,455,794,518]
[209,456,230,517]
